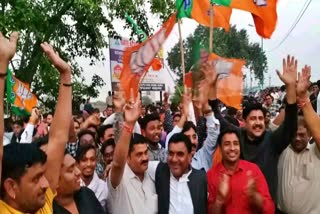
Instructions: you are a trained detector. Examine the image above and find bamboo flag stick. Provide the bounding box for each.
[178,19,186,85]
[209,2,215,53]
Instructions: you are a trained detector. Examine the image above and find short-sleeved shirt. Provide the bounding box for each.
[107,164,158,214]
[0,188,55,214]
[277,144,320,214]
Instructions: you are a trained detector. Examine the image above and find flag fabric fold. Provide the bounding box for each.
[212,0,277,38]
[6,69,38,116]
[120,13,176,101]
[176,0,232,31]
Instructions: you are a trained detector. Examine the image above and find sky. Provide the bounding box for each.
[79,0,320,101]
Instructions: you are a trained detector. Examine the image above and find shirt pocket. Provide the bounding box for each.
[303,162,314,180]
[147,193,158,214]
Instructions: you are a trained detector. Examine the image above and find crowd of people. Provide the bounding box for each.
[0,32,320,214]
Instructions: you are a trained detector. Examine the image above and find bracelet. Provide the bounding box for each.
[0,72,8,78]
[62,83,72,87]
[297,96,310,108]
[123,123,134,133]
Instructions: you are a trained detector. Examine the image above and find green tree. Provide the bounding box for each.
[0,0,110,111]
[167,25,267,85]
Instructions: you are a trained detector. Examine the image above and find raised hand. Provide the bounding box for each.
[40,42,71,74]
[297,65,311,97]
[124,94,141,125]
[276,55,297,86]
[113,87,126,112]
[0,32,18,65]
[201,62,218,86]
[217,174,230,203]
[182,87,192,116]
[86,114,101,127]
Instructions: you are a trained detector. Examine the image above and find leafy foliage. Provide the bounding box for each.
[168,25,267,85]
[0,0,108,111]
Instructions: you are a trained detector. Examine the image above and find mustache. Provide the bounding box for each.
[253,125,263,129]
[141,160,148,165]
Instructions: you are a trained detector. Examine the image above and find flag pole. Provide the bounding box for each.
[178,19,186,85]
[209,2,215,53]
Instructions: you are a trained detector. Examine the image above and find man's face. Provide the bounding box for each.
[143,120,161,144]
[79,134,95,146]
[173,116,181,127]
[106,107,113,117]
[102,127,114,142]
[5,163,49,213]
[46,114,53,125]
[57,155,81,196]
[74,122,80,135]
[220,133,240,164]
[77,149,97,178]
[168,142,192,179]
[291,126,309,153]
[127,144,149,175]
[103,145,115,165]
[265,112,271,124]
[13,124,22,136]
[141,107,146,116]
[265,95,273,105]
[183,128,198,155]
[245,110,265,139]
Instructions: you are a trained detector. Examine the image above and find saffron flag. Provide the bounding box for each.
[6,69,38,116]
[120,13,176,100]
[209,53,245,109]
[190,51,245,109]
[212,0,277,38]
[176,0,232,31]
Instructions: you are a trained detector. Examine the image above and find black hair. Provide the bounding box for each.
[227,107,237,117]
[182,121,197,134]
[265,93,274,101]
[140,113,160,130]
[12,120,23,127]
[129,133,148,154]
[98,124,113,139]
[22,115,30,124]
[73,118,80,127]
[1,143,47,198]
[242,103,266,120]
[77,129,96,142]
[33,134,49,148]
[75,144,96,162]
[168,133,192,153]
[217,128,241,146]
[100,139,116,154]
[173,113,181,121]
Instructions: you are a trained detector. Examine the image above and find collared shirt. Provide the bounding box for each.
[148,143,167,162]
[107,164,158,214]
[207,160,275,214]
[80,172,109,210]
[277,143,320,214]
[165,113,220,171]
[168,170,194,214]
[0,188,55,214]
[263,103,280,118]
[148,161,194,214]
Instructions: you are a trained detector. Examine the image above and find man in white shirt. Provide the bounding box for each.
[148,133,207,214]
[108,93,158,214]
[278,67,320,214]
[76,144,109,211]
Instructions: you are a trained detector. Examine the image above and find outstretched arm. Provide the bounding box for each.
[42,43,72,190]
[0,32,18,187]
[110,92,141,188]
